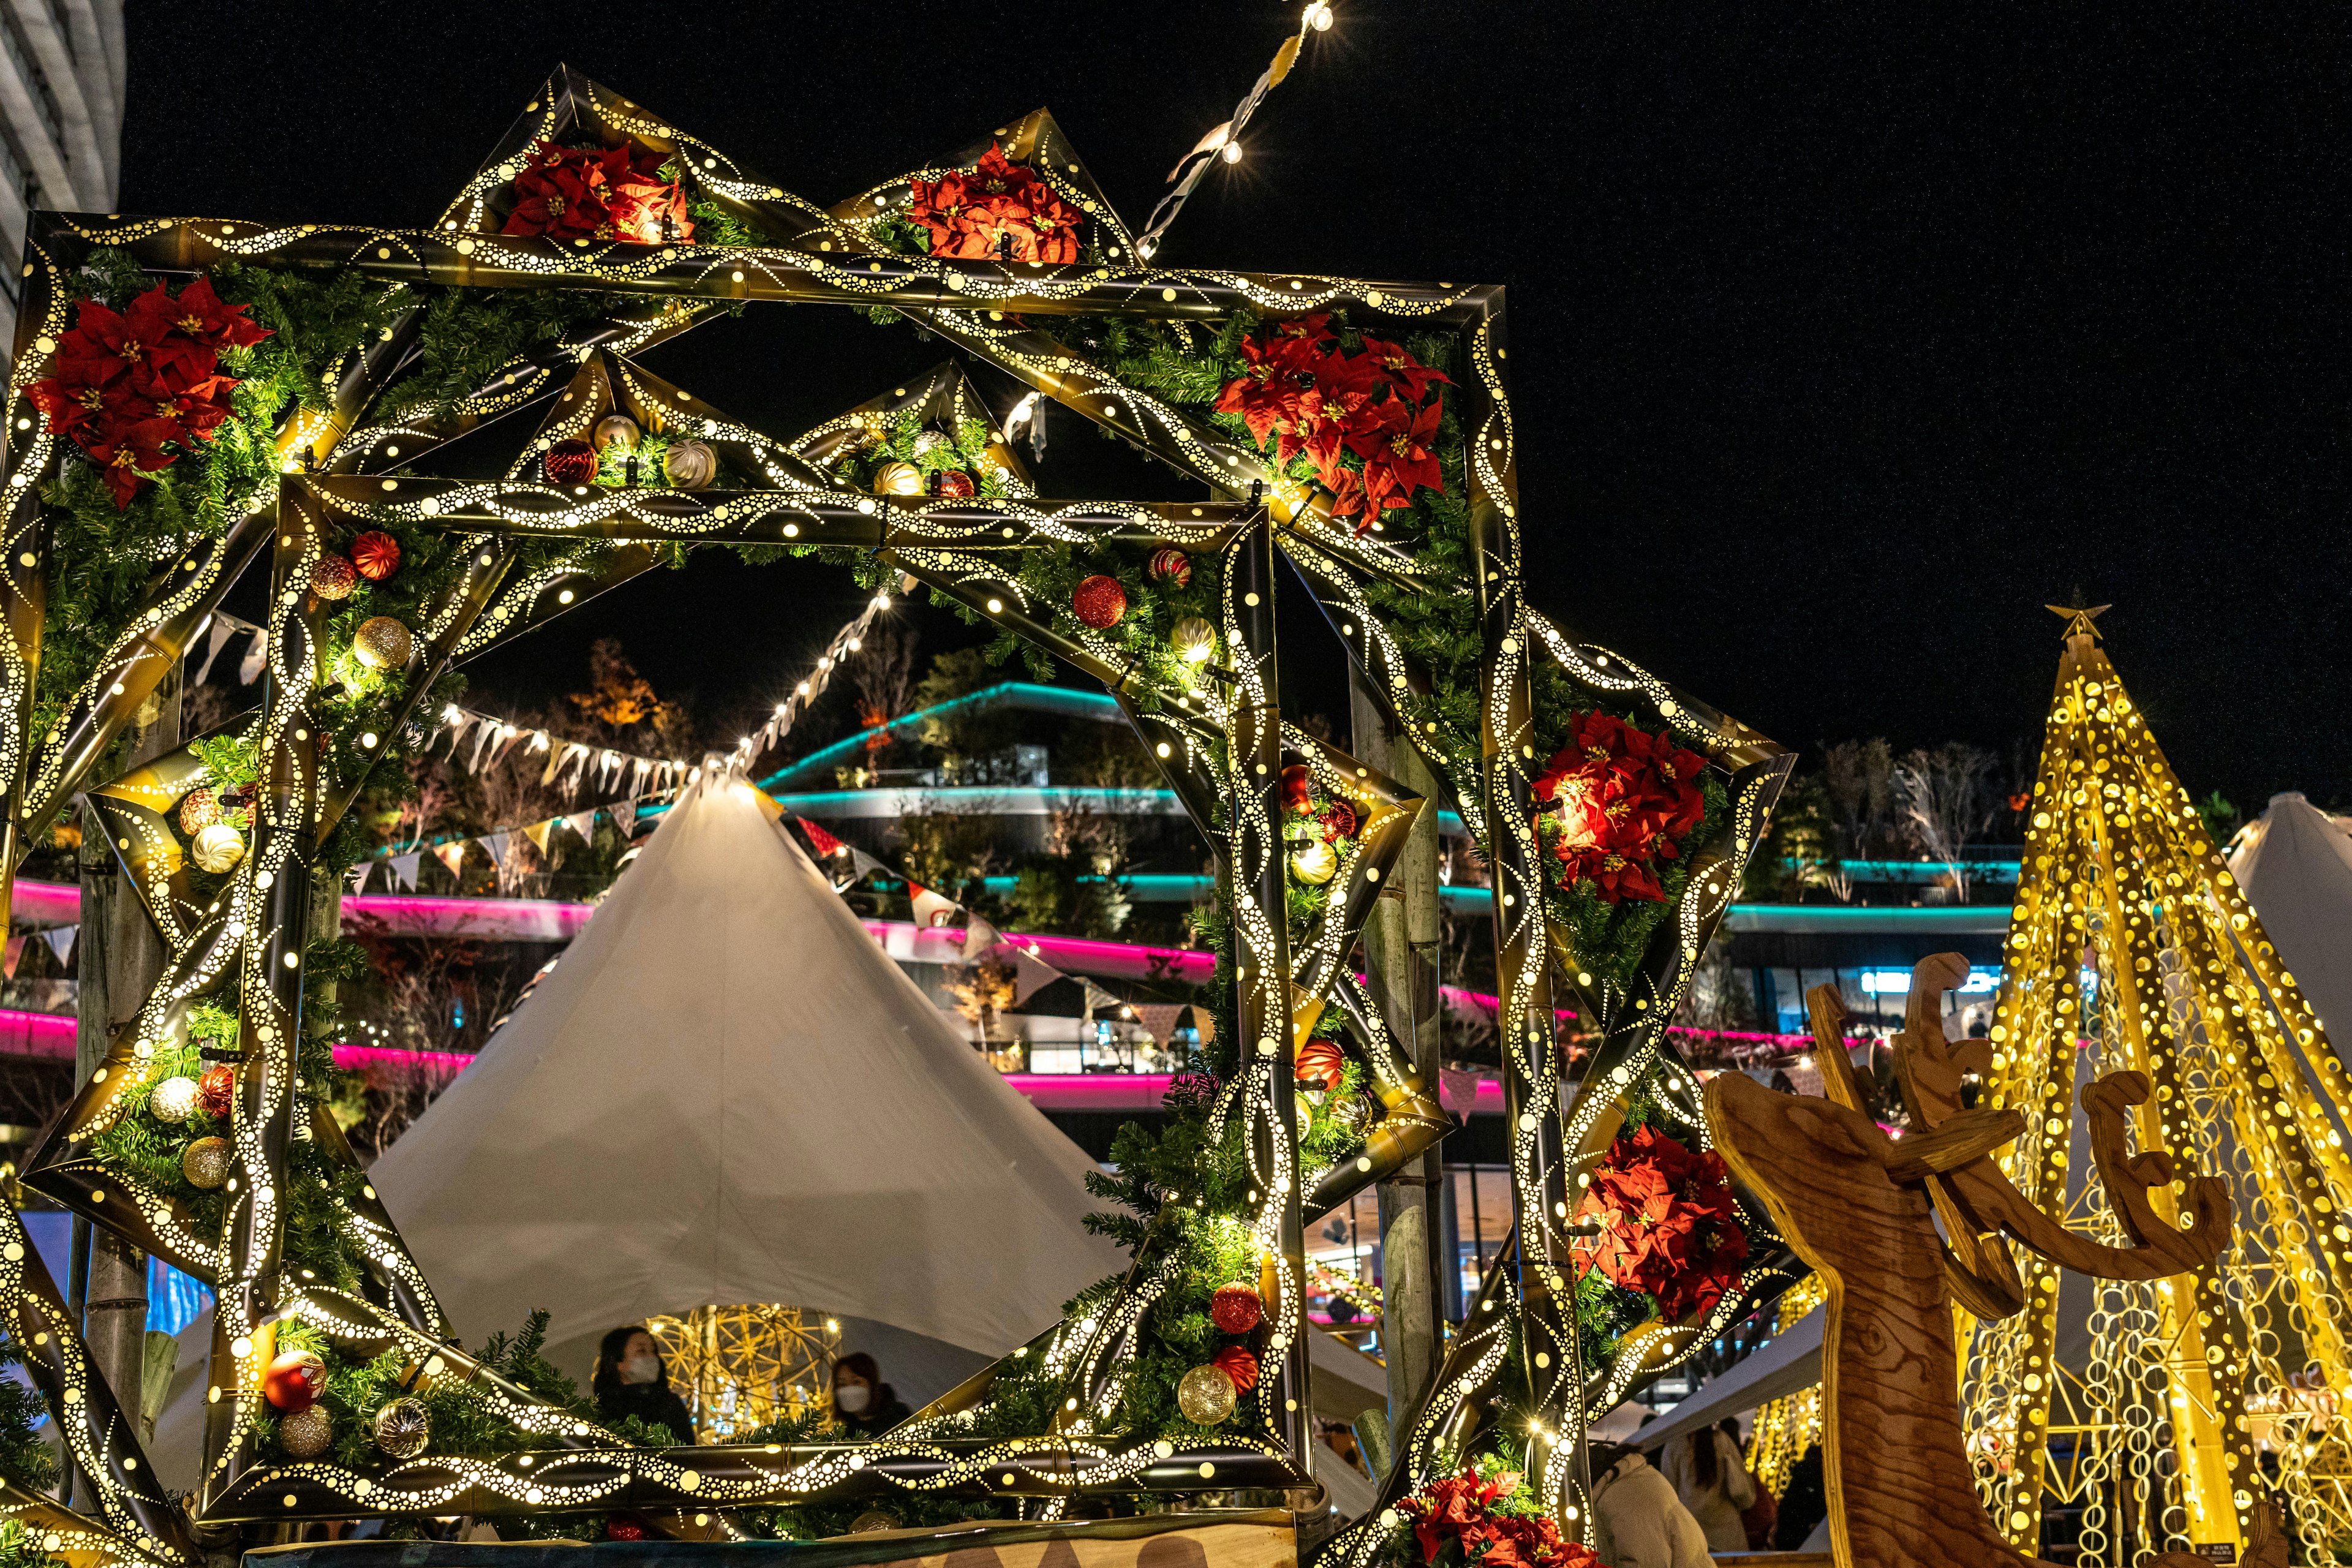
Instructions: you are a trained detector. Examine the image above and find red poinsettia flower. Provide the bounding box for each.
[1347,393,1446,502]
[604,147,696,244]
[1400,1464,1584,1568]
[85,417,181,508]
[1357,334,1453,405]
[1297,350,1384,475]
[132,366,238,444]
[1270,312,1338,348]
[132,277,270,353]
[503,140,617,241]
[913,145,1083,263]
[70,296,217,393]
[1574,1125,1750,1322]
[1216,333,1311,448]
[26,370,136,445]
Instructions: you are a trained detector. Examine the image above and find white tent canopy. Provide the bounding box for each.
[368,772,1130,1389]
[2230,791,2352,1048]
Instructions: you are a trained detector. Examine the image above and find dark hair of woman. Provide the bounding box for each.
[594,1323,665,1401]
[1691,1425,1722,1490]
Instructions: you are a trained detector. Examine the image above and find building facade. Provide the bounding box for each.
[0,0,123,374]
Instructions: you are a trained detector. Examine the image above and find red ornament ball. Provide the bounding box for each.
[1211,1345,1260,1392]
[309,554,356,601]
[936,469,976,499]
[1147,548,1192,589]
[1295,1038,1347,1091]
[263,1349,326,1413]
[1071,575,1127,630]
[1209,1282,1264,1335]
[1280,763,1314,815]
[178,787,222,836]
[352,530,401,581]
[1319,800,1360,841]
[544,439,598,486]
[605,1518,647,1542]
[197,1063,236,1118]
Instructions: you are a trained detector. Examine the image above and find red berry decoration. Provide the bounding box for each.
[544,439,598,486]
[1280,763,1314,815]
[1071,575,1127,630]
[1209,1282,1264,1335]
[352,530,401,581]
[309,554,356,601]
[1211,1345,1260,1392]
[263,1349,326,1413]
[936,469,976,499]
[1147,548,1192,589]
[1295,1038,1347,1091]
[197,1063,236,1117]
[605,1518,647,1542]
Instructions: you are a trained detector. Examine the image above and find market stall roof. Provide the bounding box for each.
[2230,791,2352,1047]
[368,771,1129,1384]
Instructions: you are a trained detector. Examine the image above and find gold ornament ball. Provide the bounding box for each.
[1172,617,1216,664]
[910,431,949,458]
[1177,1362,1238,1425]
[178,787,222,835]
[593,413,641,451]
[372,1396,431,1460]
[309,554,357,601]
[181,1136,233,1189]
[192,823,246,875]
[1289,840,1339,886]
[662,439,717,489]
[872,460,925,497]
[150,1076,200,1124]
[353,616,413,671]
[279,1404,333,1460]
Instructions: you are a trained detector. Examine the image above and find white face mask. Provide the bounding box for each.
[620,1353,662,1386]
[835,1384,871,1414]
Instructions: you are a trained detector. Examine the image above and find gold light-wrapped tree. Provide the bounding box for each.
[1962,605,2352,1564]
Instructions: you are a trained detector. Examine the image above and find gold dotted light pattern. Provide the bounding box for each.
[1960,611,2352,1565]
[646,1306,840,1442]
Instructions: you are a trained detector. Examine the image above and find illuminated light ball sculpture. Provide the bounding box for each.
[1071,575,1127,630]
[1172,617,1215,663]
[181,1136,232,1189]
[353,616,414,671]
[309,554,357,601]
[149,1076,201,1125]
[872,460,924,498]
[352,530,401,581]
[1148,548,1191,589]
[1176,1362,1238,1425]
[265,1350,327,1412]
[192,823,246,874]
[1294,1037,1346,1090]
[936,469,976,499]
[197,1063,236,1117]
[1289,839,1338,886]
[593,413,641,451]
[178,787,222,835]
[279,1405,333,1460]
[662,440,717,489]
[372,1396,431,1459]
[1209,1281,1263,1334]
[544,439,598,486]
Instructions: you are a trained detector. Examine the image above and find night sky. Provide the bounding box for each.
[118,3,2346,811]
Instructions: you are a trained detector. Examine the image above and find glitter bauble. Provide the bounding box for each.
[663,439,717,489]
[1319,800,1360,840]
[1289,840,1338,886]
[177,787,222,835]
[352,530,401,581]
[279,1404,332,1460]
[910,431,949,458]
[181,1136,232,1189]
[1209,1281,1263,1335]
[605,1519,647,1542]
[1071,575,1126,630]
[192,823,246,874]
[872,460,924,497]
[1280,763,1314,814]
[849,1513,902,1534]
[149,1076,200,1124]
[1171,617,1215,663]
[1176,1362,1237,1425]
[265,1349,327,1413]
[372,1396,431,1460]
[1295,1038,1346,1091]
[1148,548,1192,589]
[197,1063,236,1117]
[1211,1345,1260,1392]
[353,616,413,671]
[544,439,598,485]
[593,413,641,451]
[309,555,356,601]
[935,469,975,499]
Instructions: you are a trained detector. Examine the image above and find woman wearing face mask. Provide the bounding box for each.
[831,1352,911,1438]
[592,1325,698,1443]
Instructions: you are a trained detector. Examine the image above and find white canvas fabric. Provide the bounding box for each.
[369,772,1128,1382]
[2231,792,2352,1048]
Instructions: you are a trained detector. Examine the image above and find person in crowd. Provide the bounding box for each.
[1661,1415,1758,1553]
[1733,1417,1779,1550]
[592,1325,697,1443]
[1775,1441,1830,1551]
[832,1351,912,1438]
[1589,1442,1714,1568]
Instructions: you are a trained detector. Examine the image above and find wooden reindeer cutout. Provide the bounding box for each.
[1704,952,2274,1568]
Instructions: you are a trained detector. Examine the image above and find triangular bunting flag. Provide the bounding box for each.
[1132,1003,1187,1046]
[960,914,1001,957]
[434,840,467,879]
[796,815,845,858]
[192,614,237,685]
[910,883,959,929]
[3,933,24,978]
[347,862,372,894]
[484,831,511,870]
[43,925,76,966]
[236,627,267,685]
[523,820,555,854]
[846,846,889,881]
[390,851,422,891]
[567,809,598,844]
[1009,944,1063,1008]
[1081,979,1125,1017]
[609,798,638,838]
